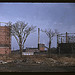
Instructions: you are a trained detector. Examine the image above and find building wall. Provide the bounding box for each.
[0,47,11,54]
[57,43,75,54]
[39,44,45,51]
[0,26,11,54]
[26,48,39,52]
[40,47,45,51]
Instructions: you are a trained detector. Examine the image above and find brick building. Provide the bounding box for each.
[0,26,11,54]
[25,47,39,52]
[25,44,45,53]
[38,44,45,51]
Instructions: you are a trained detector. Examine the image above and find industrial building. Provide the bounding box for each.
[38,28,46,52]
[25,47,39,52]
[38,44,45,52]
[0,22,11,54]
[25,28,45,52]
[57,32,75,54]
[25,44,45,52]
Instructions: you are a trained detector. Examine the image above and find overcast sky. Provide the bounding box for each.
[0,3,75,50]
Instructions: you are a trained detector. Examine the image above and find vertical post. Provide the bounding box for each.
[38,28,40,44]
[61,37,62,43]
[71,46,73,57]
[57,35,59,47]
[38,28,40,50]
[59,47,60,56]
[66,32,68,43]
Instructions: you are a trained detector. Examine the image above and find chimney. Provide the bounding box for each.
[66,32,68,43]
[38,28,40,50]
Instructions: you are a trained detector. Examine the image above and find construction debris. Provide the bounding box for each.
[0,60,7,64]
[0,54,75,67]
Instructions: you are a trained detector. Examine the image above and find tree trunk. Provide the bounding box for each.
[48,40,51,58]
[20,44,23,58]
[19,37,23,58]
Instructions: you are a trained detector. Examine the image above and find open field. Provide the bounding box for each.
[0,53,75,72]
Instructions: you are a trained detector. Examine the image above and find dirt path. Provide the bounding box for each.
[0,62,75,72]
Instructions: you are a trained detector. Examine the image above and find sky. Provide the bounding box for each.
[0,3,75,50]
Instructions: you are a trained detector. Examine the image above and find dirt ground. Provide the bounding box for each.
[0,62,75,72]
[0,54,75,72]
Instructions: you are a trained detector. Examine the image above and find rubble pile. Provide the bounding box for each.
[43,57,75,66]
[0,60,7,64]
[0,54,75,66]
[57,57,75,66]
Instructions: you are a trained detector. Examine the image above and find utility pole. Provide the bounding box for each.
[57,35,59,48]
[38,28,40,50]
[59,47,60,57]
[61,37,62,43]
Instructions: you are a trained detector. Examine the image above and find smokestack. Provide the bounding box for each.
[38,28,40,50]
[66,32,68,43]
[38,28,40,44]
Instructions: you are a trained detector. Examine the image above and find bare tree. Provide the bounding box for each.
[10,21,36,57]
[41,29,58,57]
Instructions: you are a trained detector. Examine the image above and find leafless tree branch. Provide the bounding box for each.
[10,21,36,57]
